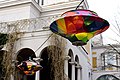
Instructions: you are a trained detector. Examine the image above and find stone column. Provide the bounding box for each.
[35,71,40,80]
[64,55,71,80]
[80,67,82,80]
[34,58,43,80]
[69,61,75,80]
[76,64,82,80]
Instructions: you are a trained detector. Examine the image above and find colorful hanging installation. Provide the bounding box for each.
[50,9,109,46]
[17,59,42,75]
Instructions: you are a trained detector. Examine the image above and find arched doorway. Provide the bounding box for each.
[40,46,64,80]
[16,48,36,80]
[68,49,74,80]
[40,47,51,80]
[97,74,119,80]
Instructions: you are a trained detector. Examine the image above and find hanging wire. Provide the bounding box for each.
[76,0,84,10]
[35,33,53,52]
[81,46,89,54]
[108,44,120,54]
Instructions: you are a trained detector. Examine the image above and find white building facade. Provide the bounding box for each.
[92,35,120,80]
[0,0,92,80]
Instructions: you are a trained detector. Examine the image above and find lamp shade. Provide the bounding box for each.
[50,9,109,46]
[17,59,42,75]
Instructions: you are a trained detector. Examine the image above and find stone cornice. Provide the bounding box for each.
[0,0,42,11]
[41,0,88,13]
[92,44,120,49]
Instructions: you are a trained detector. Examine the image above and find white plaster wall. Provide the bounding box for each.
[15,30,92,80]
[41,1,85,17]
[41,0,89,10]
[15,30,52,57]
[0,0,42,22]
[65,41,92,80]
[43,0,68,5]
[0,0,91,80]
[0,4,30,22]
[29,4,41,18]
[40,1,93,78]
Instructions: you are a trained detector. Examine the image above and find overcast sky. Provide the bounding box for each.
[88,0,120,44]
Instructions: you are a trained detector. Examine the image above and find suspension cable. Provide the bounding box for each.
[76,0,84,10]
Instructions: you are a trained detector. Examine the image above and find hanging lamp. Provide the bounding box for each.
[50,0,109,46]
[17,57,43,75]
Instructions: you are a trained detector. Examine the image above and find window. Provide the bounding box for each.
[92,57,97,68]
[101,52,119,70]
[33,0,43,5]
[92,52,96,55]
